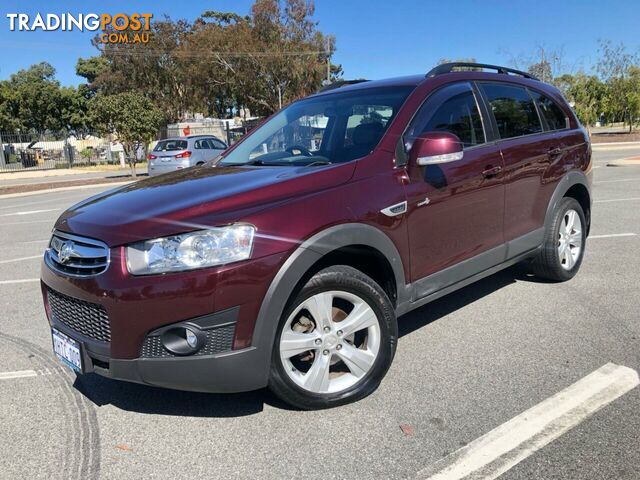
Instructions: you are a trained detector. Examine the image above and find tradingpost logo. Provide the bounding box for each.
[5,12,153,44]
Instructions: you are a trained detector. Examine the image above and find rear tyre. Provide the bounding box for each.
[196,162,205,166]
[268,266,397,410]
[531,197,586,281]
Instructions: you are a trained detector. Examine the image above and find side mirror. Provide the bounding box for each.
[410,132,464,166]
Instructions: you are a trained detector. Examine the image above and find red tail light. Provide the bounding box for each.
[147,154,157,160]
[175,151,192,159]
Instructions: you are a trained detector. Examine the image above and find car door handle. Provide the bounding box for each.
[482,165,502,178]
[548,147,562,156]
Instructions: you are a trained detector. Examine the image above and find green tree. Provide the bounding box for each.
[91,0,338,119]
[91,92,163,177]
[557,73,606,131]
[527,60,552,82]
[76,56,110,86]
[5,62,66,131]
[597,40,639,132]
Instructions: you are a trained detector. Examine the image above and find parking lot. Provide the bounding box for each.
[0,147,639,480]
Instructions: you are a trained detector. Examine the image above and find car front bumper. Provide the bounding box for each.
[41,247,287,393]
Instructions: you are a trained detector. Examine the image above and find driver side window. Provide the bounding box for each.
[404,83,486,151]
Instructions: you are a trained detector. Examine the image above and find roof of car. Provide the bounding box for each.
[313,64,554,98]
[311,75,426,97]
[159,135,221,141]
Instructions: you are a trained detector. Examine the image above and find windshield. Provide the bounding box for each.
[219,86,414,166]
[154,140,188,152]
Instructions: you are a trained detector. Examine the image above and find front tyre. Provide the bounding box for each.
[269,266,397,410]
[531,197,586,281]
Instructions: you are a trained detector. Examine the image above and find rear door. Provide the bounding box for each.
[209,137,228,157]
[404,82,505,287]
[478,83,549,244]
[192,138,209,164]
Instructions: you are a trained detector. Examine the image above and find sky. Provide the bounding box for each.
[0,0,637,86]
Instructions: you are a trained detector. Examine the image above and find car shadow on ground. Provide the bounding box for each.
[73,263,544,417]
[397,262,546,337]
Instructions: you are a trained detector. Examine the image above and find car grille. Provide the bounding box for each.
[140,324,235,358]
[45,231,109,277]
[47,289,111,343]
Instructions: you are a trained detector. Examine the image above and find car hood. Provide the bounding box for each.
[55,163,355,246]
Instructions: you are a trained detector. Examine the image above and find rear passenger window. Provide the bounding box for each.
[404,83,485,150]
[531,92,568,131]
[481,84,542,139]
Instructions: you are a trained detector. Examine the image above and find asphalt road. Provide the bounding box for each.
[0,149,639,480]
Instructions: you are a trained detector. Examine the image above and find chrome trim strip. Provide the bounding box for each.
[45,230,111,278]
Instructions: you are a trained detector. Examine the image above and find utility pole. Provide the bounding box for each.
[326,37,331,84]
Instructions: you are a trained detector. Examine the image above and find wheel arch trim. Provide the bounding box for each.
[250,223,408,379]
[544,170,592,234]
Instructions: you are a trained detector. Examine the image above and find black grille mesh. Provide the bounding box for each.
[140,324,235,358]
[48,289,111,343]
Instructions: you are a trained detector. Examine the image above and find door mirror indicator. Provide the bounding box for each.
[410,132,464,166]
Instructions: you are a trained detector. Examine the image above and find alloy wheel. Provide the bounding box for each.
[557,208,583,270]
[279,290,381,394]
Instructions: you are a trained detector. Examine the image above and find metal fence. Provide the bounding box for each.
[0,120,262,173]
[0,131,118,172]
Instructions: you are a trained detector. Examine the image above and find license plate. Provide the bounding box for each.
[51,329,83,372]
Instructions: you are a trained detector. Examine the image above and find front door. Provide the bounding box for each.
[403,82,505,293]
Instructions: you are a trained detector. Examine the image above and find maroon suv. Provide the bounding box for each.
[42,63,592,409]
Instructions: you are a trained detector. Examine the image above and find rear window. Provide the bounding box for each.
[531,91,568,131]
[154,140,187,152]
[481,83,542,139]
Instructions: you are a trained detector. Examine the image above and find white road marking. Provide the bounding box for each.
[0,255,42,264]
[0,278,40,285]
[416,363,639,480]
[594,177,640,184]
[0,208,59,217]
[589,233,637,239]
[3,220,53,226]
[595,197,640,204]
[0,370,38,380]
[0,195,80,211]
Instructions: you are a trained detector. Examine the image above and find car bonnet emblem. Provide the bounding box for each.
[58,240,75,264]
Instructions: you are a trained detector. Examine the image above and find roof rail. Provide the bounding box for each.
[426,62,539,81]
[317,79,370,93]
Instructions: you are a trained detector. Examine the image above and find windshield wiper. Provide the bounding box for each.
[244,160,292,167]
[305,161,332,167]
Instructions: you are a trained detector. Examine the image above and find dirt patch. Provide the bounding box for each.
[0,176,140,196]
[591,132,640,143]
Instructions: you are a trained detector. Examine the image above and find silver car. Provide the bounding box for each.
[148,135,227,176]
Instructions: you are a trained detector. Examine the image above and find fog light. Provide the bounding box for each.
[160,326,206,356]
[186,328,198,348]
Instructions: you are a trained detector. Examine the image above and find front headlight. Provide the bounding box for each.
[126,224,255,275]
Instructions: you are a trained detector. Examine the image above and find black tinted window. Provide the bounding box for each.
[405,83,485,150]
[532,92,568,131]
[481,84,542,139]
[154,140,187,152]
